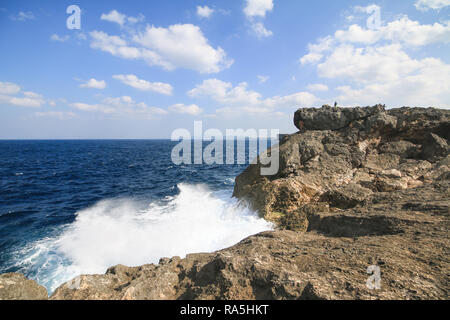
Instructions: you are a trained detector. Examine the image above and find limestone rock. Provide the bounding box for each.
[422,133,449,161]
[234,105,450,228]
[0,273,48,300]
[321,183,373,209]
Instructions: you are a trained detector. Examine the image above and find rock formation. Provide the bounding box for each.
[234,105,449,230]
[0,273,48,300]
[1,105,449,300]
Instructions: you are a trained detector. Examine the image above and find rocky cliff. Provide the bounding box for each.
[1,105,449,300]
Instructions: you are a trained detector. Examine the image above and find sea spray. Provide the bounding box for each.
[9,183,272,293]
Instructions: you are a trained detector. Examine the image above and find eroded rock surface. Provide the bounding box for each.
[0,273,48,300]
[234,105,450,230]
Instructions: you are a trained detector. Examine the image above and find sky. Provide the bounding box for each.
[0,0,449,139]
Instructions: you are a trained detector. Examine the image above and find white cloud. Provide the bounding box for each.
[307,84,329,92]
[325,45,450,108]
[127,13,145,24]
[71,102,114,113]
[168,103,203,115]
[244,0,274,38]
[34,111,76,120]
[79,78,107,89]
[244,0,274,18]
[10,11,34,21]
[101,10,145,26]
[299,36,334,64]
[0,82,45,108]
[0,82,21,95]
[317,44,419,82]
[90,24,233,73]
[251,22,273,38]
[101,10,126,26]
[188,79,318,116]
[197,6,214,18]
[188,79,261,105]
[298,11,450,108]
[50,34,70,42]
[335,17,450,46]
[113,74,173,95]
[71,96,168,118]
[257,75,269,83]
[301,17,450,66]
[132,24,233,73]
[415,0,450,11]
[90,31,141,59]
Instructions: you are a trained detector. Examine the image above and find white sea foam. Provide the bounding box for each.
[14,183,272,293]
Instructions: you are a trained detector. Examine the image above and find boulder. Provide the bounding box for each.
[321,183,373,209]
[422,133,449,161]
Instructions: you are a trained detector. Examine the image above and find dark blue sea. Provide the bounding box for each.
[0,140,272,293]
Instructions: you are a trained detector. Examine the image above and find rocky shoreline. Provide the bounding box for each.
[1,105,449,300]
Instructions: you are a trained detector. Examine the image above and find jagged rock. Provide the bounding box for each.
[278,210,309,232]
[379,140,420,159]
[321,183,373,209]
[234,105,450,227]
[422,133,449,161]
[0,273,48,300]
[293,104,385,131]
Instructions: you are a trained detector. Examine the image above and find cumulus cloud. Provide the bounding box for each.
[327,45,450,107]
[251,22,273,38]
[90,31,140,59]
[244,0,274,38]
[89,23,233,73]
[415,0,450,11]
[112,74,173,95]
[300,17,450,66]
[188,78,318,116]
[133,24,233,73]
[101,10,126,26]
[299,36,334,64]
[0,81,45,107]
[79,78,107,89]
[299,11,450,108]
[101,10,144,26]
[0,82,20,95]
[168,103,203,115]
[334,17,450,46]
[197,6,214,18]
[244,0,274,18]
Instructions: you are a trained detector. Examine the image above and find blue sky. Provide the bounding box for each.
[0,0,449,139]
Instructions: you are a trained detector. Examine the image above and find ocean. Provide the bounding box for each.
[0,140,273,293]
